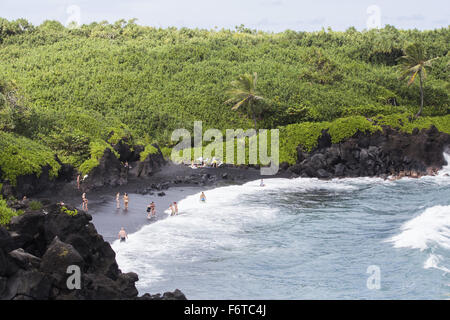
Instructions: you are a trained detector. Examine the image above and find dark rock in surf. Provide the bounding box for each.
[289,125,450,179]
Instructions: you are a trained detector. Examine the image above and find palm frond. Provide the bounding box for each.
[407,70,419,86]
[231,96,250,110]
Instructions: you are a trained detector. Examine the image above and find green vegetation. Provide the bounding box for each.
[0,18,448,182]
[79,140,119,175]
[140,144,159,161]
[279,114,450,164]
[174,113,450,165]
[60,206,78,216]
[226,72,265,131]
[0,196,22,225]
[29,200,43,211]
[398,43,440,117]
[0,131,60,185]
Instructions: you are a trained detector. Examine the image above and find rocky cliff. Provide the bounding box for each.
[0,202,185,300]
[289,125,450,178]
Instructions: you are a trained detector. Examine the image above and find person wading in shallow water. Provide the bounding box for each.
[118,227,128,242]
[150,201,156,217]
[82,193,88,211]
[123,193,129,210]
[169,203,176,216]
[116,192,120,209]
[200,192,206,202]
[146,203,152,219]
[173,202,178,215]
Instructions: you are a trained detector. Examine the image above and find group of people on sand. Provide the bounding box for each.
[116,192,129,210]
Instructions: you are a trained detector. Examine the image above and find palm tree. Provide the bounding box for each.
[225,72,264,131]
[398,43,438,117]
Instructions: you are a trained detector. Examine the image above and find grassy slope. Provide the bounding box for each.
[0,20,449,181]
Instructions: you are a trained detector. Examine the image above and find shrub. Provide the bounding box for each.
[140,144,159,161]
[0,131,61,185]
[0,196,21,226]
[60,206,78,216]
[29,200,43,211]
[79,140,119,174]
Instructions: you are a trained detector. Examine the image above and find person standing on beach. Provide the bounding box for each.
[77,174,81,190]
[82,193,88,211]
[118,227,128,242]
[116,192,120,209]
[173,202,178,215]
[123,193,129,210]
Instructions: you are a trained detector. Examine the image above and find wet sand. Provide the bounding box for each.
[86,186,205,243]
[35,163,291,243]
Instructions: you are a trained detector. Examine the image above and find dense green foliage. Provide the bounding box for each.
[0,131,60,185]
[279,114,450,164]
[79,140,119,175]
[0,196,21,225]
[140,144,159,161]
[398,43,440,116]
[0,18,449,180]
[174,114,450,165]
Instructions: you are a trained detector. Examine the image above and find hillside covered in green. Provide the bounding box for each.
[0,18,449,182]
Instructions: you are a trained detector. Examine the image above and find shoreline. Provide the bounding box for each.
[35,164,292,242]
[31,149,449,244]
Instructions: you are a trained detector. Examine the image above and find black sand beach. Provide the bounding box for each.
[35,163,291,243]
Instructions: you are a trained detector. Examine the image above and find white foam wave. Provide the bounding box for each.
[387,204,450,274]
[387,205,450,251]
[424,254,450,273]
[111,175,370,288]
[438,152,450,176]
[112,153,450,289]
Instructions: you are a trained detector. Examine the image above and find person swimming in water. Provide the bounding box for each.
[118,227,128,242]
[200,192,206,202]
[260,179,266,187]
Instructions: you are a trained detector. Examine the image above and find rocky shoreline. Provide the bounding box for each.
[0,200,186,300]
[1,125,449,300]
[2,125,449,200]
[288,125,450,179]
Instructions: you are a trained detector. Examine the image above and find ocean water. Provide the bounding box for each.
[112,154,450,299]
